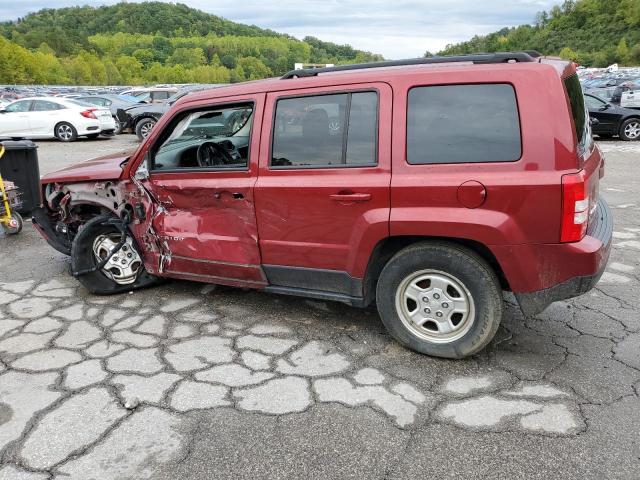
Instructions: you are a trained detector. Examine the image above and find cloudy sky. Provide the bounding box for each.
[0,0,562,58]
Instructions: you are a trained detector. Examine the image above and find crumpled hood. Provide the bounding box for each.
[41,149,134,183]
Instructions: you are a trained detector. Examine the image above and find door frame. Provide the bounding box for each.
[254,82,393,292]
[127,92,268,288]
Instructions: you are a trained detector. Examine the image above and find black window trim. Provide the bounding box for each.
[269,88,380,170]
[405,82,523,166]
[148,99,256,174]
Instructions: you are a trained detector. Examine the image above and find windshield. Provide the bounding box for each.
[164,106,253,145]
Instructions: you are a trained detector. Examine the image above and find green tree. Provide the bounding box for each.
[167,47,206,68]
[616,38,630,64]
[237,56,271,80]
[115,55,143,84]
[559,46,579,61]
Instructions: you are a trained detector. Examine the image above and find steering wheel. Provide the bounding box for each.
[196,141,235,168]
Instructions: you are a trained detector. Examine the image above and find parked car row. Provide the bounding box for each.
[578,66,640,109]
[0,97,116,142]
[0,86,194,141]
[586,93,640,141]
[116,84,223,140]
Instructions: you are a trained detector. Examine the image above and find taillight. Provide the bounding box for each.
[80,109,97,119]
[560,171,589,243]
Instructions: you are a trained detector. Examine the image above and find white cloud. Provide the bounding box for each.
[0,0,562,58]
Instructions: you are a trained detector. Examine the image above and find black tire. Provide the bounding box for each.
[135,118,156,141]
[619,118,640,141]
[86,133,100,139]
[70,214,160,295]
[376,242,503,359]
[113,117,123,135]
[5,211,23,235]
[55,122,78,142]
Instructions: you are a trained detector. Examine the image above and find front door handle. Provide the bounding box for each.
[329,192,372,203]
[214,191,244,200]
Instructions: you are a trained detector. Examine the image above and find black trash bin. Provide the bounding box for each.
[0,140,40,214]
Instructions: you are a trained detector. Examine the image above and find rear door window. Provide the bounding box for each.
[32,100,64,111]
[407,84,522,164]
[271,91,378,168]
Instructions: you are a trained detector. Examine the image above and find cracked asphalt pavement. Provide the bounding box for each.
[0,136,639,479]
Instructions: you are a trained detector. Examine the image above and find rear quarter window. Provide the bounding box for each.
[564,74,590,154]
[407,83,522,165]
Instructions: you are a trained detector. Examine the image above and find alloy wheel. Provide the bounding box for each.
[57,124,73,141]
[624,121,640,140]
[140,121,155,138]
[92,233,142,285]
[394,269,475,344]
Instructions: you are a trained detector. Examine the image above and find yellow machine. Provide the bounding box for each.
[0,144,23,235]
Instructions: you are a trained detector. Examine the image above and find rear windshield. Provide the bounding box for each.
[564,74,588,151]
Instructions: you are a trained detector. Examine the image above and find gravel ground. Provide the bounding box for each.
[0,134,638,479]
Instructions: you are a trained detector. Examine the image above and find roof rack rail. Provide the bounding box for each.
[281,51,542,79]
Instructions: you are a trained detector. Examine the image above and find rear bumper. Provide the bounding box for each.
[513,198,613,315]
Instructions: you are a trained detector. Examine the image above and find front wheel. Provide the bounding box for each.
[376,242,503,359]
[113,117,123,135]
[135,118,156,141]
[619,118,640,141]
[70,214,160,294]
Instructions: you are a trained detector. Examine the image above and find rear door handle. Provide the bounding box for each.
[329,192,372,203]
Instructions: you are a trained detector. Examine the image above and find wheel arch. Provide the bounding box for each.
[132,114,159,128]
[362,236,509,306]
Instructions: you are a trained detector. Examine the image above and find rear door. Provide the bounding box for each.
[254,83,391,295]
[29,100,66,135]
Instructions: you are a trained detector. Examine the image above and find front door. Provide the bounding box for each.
[133,93,266,287]
[254,83,392,296]
[0,100,33,136]
[585,95,619,134]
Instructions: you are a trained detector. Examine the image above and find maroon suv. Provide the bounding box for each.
[33,52,612,359]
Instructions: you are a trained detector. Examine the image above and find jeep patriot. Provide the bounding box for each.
[32,52,613,358]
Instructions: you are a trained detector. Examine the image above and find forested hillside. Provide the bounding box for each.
[438,0,640,66]
[0,2,383,85]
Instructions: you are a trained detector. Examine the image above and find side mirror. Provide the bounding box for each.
[599,104,610,111]
[590,117,600,126]
[0,108,6,113]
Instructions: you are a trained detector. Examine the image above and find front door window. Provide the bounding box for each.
[152,103,253,171]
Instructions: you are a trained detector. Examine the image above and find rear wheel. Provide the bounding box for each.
[376,242,503,359]
[135,118,156,141]
[55,122,77,142]
[619,118,640,141]
[71,214,159,294]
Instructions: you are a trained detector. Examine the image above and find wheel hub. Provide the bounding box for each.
[395,270,475,344]
[625,121,640,139]
[92,234,142,285]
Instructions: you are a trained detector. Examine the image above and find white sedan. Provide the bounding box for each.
[0,97,116,142]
